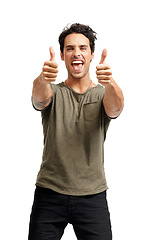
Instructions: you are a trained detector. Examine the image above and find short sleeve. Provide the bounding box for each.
[103,106,111,141]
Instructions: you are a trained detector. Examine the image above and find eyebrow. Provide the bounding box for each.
[65,44,88,48]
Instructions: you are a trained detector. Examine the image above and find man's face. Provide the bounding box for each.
[61,33,94,79]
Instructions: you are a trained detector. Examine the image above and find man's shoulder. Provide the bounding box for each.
[51,81,64,87]
[50,81,65,91]
[88,84,105,100]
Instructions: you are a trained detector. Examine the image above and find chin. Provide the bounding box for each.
[71,74,84,79]
[70,70,89,80]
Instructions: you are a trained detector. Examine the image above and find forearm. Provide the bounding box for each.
[103,79,124,118]
[32,74,53,110]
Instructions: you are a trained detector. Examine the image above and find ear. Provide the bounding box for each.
[90,52,94,62]
[91,52,94,60]
[60,52,64,61]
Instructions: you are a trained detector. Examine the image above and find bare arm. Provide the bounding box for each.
[32,47,58,110]
[102,78,124,118]
[96,49,124,118]
[32,74,54,110]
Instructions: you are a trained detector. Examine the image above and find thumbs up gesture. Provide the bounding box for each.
[96,49,112,86]
[41,46,58,83]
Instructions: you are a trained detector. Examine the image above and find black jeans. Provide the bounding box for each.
[28,186,112,240]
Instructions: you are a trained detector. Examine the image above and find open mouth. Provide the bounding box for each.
[71,60,84,72]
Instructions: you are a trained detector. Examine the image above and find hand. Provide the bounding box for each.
[96,49,112,86]
[41,46,58,84]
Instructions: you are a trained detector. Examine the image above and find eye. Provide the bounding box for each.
[67,47,73,51]
[80,46,87,51]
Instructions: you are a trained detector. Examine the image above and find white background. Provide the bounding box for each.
[0,0,153,239]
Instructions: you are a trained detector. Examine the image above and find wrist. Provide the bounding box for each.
[39,73,49,86]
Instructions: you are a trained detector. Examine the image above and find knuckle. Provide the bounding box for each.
[96,64,101,70]
[43,72,48,77]
[55,62,59,68]
[44,61,49,66]
[43,77,47,81]
[53,68,58,74]
[97,76,102,80]
[108,70,112,75]
[51,62,58,68]
[96,65,99,70]
[42,66,47,72]
[50,73,58,78]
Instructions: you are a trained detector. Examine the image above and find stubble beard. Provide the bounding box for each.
[68,67,90,80]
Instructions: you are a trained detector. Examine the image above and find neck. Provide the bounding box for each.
[66,73,92,93]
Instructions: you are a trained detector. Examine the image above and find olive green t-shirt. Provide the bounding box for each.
[35,82,111,196]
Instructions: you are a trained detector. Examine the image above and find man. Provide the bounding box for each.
[28,23,124,240]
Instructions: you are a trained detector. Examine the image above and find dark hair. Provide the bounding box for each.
[58,23,97,54]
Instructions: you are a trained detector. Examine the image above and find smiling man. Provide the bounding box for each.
[62,33,94,81]
[28,23,124,240]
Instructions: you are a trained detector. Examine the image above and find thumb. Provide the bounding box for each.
[99,48,107,64]
[49,46,56,61]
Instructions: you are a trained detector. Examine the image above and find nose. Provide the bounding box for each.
[73,47,81,57]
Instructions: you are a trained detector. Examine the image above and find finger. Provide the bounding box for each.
[43,72,58,79]
[99,48,107,64]
[98,80,110,85]
[96,69,112,76]
[96,63,110,70]
[43,65,58,73]
[49,46,56,61]
[97,75,112,81]
[44,61,58,68]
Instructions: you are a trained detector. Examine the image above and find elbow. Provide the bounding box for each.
[114,89,124,116]
[114,101,124,117]
[105,95,124,118]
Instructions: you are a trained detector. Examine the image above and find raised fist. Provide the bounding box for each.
[96,49,112,86]
[41,46,58,83]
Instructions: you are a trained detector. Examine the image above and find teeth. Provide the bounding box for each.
[72,60,83,64]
